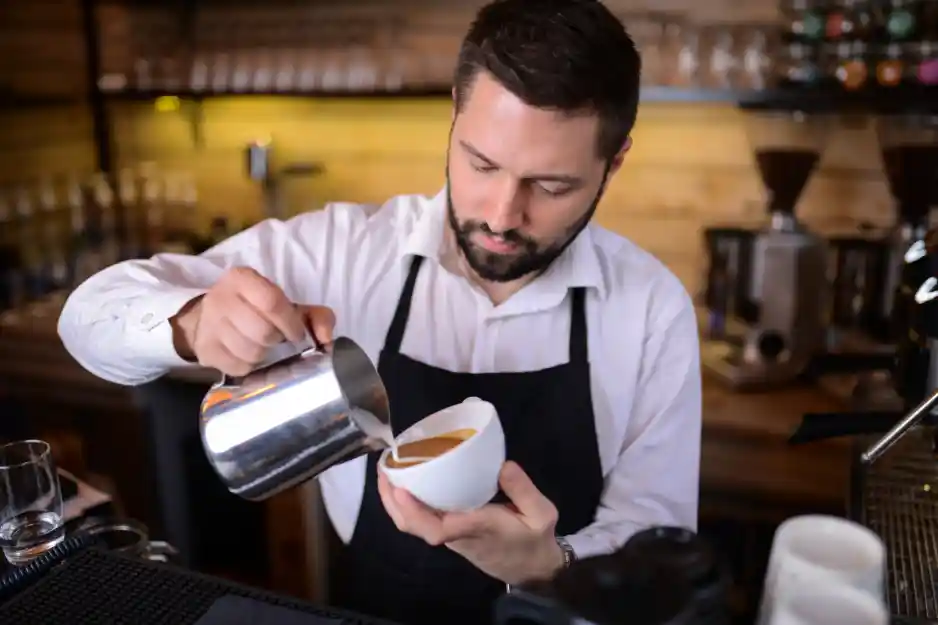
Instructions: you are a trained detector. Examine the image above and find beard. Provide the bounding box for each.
[445,170,607,283]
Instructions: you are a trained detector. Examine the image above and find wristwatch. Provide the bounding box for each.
[556,535,576,569]
[505,536,576,595]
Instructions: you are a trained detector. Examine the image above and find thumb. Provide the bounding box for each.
[299,305,336,346]
[499,461,556,528]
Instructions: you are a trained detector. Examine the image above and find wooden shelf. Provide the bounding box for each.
[0,92,83,111]
[94,84,938,114]
[737,83,938,115]
[90,85,764,105]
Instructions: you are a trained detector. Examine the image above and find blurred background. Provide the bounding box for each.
[1,0,936,621]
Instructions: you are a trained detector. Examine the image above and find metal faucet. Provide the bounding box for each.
[860,388,938,465]
[245,138,323,220]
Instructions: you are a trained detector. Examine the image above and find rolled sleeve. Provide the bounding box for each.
[123,287,207,367]
[60,285,207,385]
[58,209,353,387]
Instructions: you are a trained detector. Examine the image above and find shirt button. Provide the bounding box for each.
[141,313,154,324]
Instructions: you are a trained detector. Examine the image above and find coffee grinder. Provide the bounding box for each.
[700,110,830,390]
[876,114,938,336]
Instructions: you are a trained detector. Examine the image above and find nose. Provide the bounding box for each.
[483,178,526,233]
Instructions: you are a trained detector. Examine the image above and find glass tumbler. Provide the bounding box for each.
[0,440,65,565]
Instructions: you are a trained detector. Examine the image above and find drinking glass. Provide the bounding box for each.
[0,440,65,565]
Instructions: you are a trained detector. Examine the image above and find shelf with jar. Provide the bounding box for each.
[0,165,216,321]
[753,0,938,112]
[89,18,791,105]
[0,90,84,111]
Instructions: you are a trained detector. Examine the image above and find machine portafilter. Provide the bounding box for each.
[494,527,731,625]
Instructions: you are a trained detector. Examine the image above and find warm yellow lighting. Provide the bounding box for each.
[154,96,181,113]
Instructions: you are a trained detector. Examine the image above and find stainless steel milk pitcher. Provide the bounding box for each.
[200,336,391,501]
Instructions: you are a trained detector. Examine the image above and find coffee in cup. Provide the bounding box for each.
[380,398,505,511]
[385,428,477,468]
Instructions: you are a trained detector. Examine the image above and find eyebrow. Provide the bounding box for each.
[458,140,583,185]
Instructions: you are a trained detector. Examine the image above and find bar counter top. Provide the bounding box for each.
[0,304,851,518]
[700,381,850,518]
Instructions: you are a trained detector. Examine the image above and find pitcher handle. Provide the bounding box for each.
[214,311,324,388]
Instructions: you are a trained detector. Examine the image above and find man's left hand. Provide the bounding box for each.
[377,461,565,585]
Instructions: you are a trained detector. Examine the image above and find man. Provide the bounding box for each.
[57,0,701,623]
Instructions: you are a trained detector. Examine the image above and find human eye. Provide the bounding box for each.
[471,160,497,173]
[537,183,572,197]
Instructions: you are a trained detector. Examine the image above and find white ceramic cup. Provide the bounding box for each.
[379,397,505,512]
[757,515,885,625]
[766,582,888,625]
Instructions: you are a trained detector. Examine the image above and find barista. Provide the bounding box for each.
[56,1,701,624]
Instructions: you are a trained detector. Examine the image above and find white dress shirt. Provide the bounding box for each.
[58,188,702,560]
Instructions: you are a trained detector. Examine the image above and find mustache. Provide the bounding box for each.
[464,221,535,247]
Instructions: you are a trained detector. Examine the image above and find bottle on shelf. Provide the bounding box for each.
[836,40,872,88]
[12,186,42,302]
[36,176,69,295]
[139,168,165,257]
[875,41,907,85]
[916,40,938,83]
[785,0,829,42]
[886,0,919,41]
[64,173,93,289]
[116,167,143,260]
[0,194,21,313]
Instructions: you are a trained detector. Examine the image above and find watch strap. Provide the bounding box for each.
[556,535,576,568]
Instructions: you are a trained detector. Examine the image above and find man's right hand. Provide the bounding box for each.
[170,267,336,376]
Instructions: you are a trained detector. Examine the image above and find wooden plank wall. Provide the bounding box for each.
[3,0,899,298]
[0,0,96,185]
[109,99,892,294]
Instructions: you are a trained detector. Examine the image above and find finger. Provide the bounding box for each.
[217,316,267,364]
[237,272,306,343]
[499,461,557,530]
[392,488,448,546]
[228,296,286,347]
[438,508,494,542]
[301,305,336,345]
[204,340,253,377]
[377,471,407,530]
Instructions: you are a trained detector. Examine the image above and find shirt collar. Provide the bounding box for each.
[401,187,607,301]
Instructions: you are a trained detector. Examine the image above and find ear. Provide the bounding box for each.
[607,136,632,175]
[452,87,458,122]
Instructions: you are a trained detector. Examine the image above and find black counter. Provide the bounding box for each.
[0,547,398,625]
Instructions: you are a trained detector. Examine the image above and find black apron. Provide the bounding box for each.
[333,255,604,625]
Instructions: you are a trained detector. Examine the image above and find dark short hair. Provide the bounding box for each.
[453,0,641,162]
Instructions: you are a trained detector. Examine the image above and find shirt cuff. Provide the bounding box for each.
[124,287,207,370]
[564,526,637,561]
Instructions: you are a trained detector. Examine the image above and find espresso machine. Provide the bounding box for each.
[853,228,938,464]
[792,229,938,446]
[494,526,731,625]
[817,115,938,411]
[700,111,830,390]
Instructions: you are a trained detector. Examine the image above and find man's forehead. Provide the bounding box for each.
[456,74,601,168]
